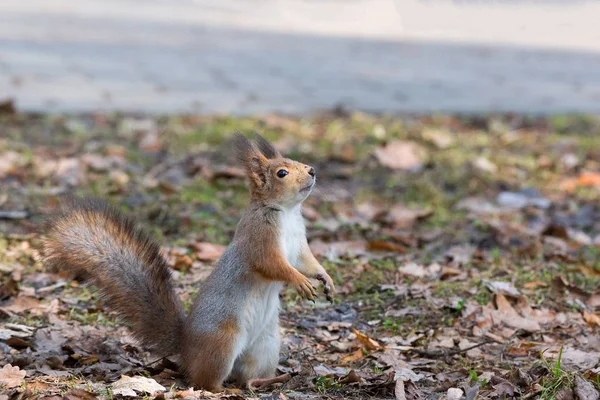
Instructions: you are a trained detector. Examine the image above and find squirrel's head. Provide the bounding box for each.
[233,133,315,208]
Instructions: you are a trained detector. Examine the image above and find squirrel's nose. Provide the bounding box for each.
[308,167,315,177]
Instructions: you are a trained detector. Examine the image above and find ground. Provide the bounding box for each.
[0,110,600,399]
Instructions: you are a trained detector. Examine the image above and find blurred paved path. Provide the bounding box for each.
[1,0,600,114]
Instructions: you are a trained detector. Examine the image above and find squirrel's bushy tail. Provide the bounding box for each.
[43,197,185,356]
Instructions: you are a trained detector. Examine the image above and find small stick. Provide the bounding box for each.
[411,339,493,358]
[247,373,292,390]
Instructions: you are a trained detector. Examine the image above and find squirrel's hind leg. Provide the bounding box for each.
[231,318,280,386]
[182,321,241,391]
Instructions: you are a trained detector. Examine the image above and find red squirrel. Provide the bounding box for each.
[43,133,335,391]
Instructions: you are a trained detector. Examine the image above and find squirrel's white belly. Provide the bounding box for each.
[278,206,306,268]
[241,207,306,348]
[242,280,282,347]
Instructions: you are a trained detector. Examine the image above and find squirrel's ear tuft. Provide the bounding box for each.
[254,133,281,159]
[232,132,269,188]
[232,132,254,163]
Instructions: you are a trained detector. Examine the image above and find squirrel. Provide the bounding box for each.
[42,133,335,391]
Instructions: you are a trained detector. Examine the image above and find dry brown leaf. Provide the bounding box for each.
[587,294,600,308]
[583,311,600,328]
[338,370,363,385]
[440,267,462,280]
[560,172,600,192]
[574,375,599,400]
[351,328,382,351]
[0,296,43,314]
[552,275,591,301]
[507,342,539,356]
[367,240,406,253]
[0,364,26,388]
[341,348,364,364]
[421,128,454,149]
[374,140,427,171]
[173,254,193,271]
[191,242,225,262]
[398,263,436,279]
[395,379,406,400]
[577,265,600,278]
[376,204,432,229]
[492,293,541,332]
[546,348,600,370]
[111,375,166,397]
[63,389,97,400]
[523,281,548,290]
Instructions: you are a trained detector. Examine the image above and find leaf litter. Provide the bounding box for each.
[1,113,600,399]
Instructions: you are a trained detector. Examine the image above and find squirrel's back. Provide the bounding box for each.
[43,198,185,356]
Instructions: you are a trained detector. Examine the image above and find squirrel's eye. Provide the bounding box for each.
[276,169,288,178]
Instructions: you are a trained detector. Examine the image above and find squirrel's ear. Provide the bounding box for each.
[247,153,269,187]
[254,133,281,159]
[232,133,269,187]
[232,132,254,163]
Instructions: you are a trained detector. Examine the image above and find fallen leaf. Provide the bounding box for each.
[341,348,364,364]
[395,379,406,400]
[574,375,599,400]
[543,224,569,240]
[491,375,517,398]
[492,293,541,332]
[173,254,193,271]
[546,348,600,370]
[374,140,427,171]
[367,240,406,253]
[338,370,363,385]
[63,389,97,400]
[0,296,43,314]
[81,153,124,172]
[465,384,480,400]
[583,311,600,328]
[111,376,166,397]
[421,128,454,149]
[0,151,23,178]
[0,364,26,388]
[0,324,34,340]
[351,328,382,351]
[447,388,463,400]
[445,245,475,265]
[394,368,425,382]
[484,280,521,297]
[473,157,498,174]
[523,281,548,290]
[554,387,575,400]
[560,172,600,191]
[191,242,225,262]
[440,267,462,280]
[313,364,349,376]
[376,205,432,229]
[398,263,439,279]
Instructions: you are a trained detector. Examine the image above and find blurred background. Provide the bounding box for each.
[1,0,600,114]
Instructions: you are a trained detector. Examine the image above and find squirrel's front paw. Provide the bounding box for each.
[294,275,317,301]
[315,271,335,303]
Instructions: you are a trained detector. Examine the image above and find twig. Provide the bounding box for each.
[247,373,292,390]
[37,281,68,294]
[411,339,493,358]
